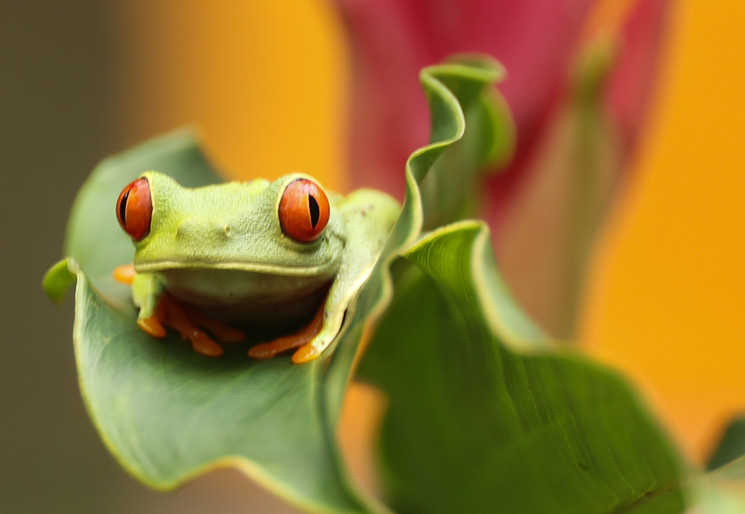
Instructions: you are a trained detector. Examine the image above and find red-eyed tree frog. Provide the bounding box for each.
[114,171,399,364]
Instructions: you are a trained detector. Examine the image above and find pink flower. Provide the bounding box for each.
[334,0,670,336]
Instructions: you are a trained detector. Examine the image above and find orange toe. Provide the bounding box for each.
[138,316,167,338]
[191,333,224,357]
[291,343,321,364]
[248,343,278,360]
[113,264,136,285]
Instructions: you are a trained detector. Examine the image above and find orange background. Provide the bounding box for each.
[583,0,745,462]
[111,1,347,189]
[113,0,745,465]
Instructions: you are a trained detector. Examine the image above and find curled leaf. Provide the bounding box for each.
[361,221,687,512]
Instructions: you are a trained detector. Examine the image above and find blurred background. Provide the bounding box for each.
[3,0,745,512]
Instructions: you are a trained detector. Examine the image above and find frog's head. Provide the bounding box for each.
[116,171,343,279]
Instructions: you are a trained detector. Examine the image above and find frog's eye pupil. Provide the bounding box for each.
[279,178,330,243]
[118,190,130,225]
[308,195,320,229]
[116,177,152,241]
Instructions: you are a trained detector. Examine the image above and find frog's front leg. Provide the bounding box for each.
[159,294,248,356]
[114,266,245,357]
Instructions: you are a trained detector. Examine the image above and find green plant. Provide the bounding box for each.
[44,58,745,513]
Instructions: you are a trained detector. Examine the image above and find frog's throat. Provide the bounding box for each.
[134,259,338,277]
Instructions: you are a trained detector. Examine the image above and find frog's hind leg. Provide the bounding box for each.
[248,299,325,361]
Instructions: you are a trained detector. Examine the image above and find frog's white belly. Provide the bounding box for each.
[160,268,332,323]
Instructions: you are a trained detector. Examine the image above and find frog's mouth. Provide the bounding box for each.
[135,259,338,277]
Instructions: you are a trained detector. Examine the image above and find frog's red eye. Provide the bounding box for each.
[278,178,330,243]
[116,177,152,241]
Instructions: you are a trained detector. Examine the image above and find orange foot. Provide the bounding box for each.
[248,298,326,364]
[138,293,245,358]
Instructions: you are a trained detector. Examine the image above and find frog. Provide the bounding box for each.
[114,171,399,364]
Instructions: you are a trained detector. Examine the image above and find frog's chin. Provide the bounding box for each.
[193,282,330,326]
[154,267,334,324]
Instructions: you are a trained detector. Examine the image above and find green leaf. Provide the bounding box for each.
[358,59,686,513]
[42,258,76,302]
[48,60,502,512]
[417,58,515,230]
[708,416,745,471]
[71,266,369,511]
[361,221,687,512]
